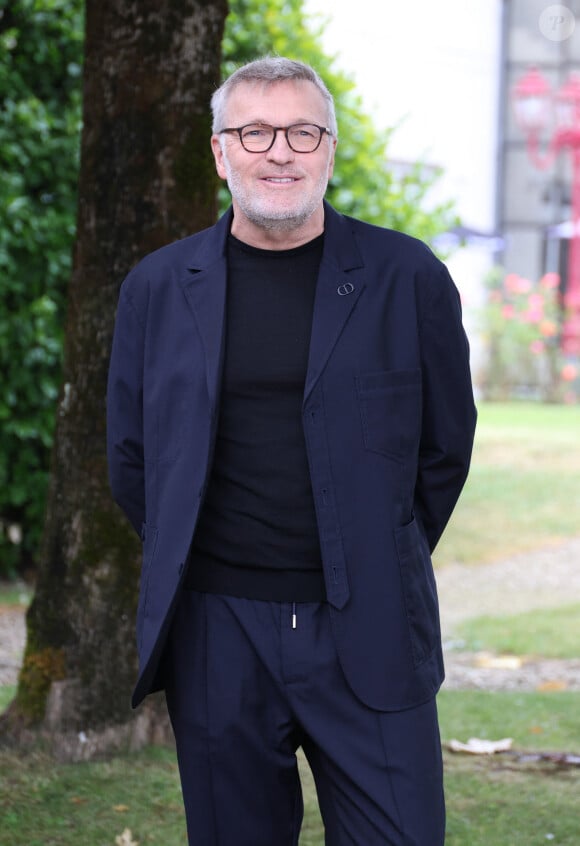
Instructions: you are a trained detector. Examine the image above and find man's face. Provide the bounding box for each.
[211,79,336,246]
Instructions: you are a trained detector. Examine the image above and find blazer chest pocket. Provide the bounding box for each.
[356,369,421,461]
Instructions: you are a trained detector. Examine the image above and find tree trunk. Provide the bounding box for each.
[1,0,228,759]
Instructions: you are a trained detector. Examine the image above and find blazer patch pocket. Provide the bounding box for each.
[356,369,421,460]
[137,523,158,649]
[394,517,440,667]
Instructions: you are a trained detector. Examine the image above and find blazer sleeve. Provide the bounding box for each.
[106,281,146,536]
[415,264,477,552]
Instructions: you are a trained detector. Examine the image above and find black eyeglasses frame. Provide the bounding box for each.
[217,123,333,153]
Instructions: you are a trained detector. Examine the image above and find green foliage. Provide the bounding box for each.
[0,0,457,580]
[222,0,458,241]
[0,0,83,577]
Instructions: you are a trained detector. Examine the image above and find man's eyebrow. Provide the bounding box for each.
[236,117,323,126]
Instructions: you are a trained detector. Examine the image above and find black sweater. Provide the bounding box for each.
[185,233,326,602]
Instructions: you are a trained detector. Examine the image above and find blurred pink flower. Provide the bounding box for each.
[522,293,545,324]
[530,340,545,355]
[540,272,560,290]
[539,319,558,337]
[502,304,515,319]
[504,274,532,294]
[504,273,522,292]
[489,291,503,303]
[561,364,578,382]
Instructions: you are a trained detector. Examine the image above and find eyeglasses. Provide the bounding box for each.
[218,123,333,153]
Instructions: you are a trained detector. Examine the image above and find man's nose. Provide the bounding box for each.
[266,129,295,162]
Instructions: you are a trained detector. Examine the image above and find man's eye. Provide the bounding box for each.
[291,126,316,139]
[243,127,268,138]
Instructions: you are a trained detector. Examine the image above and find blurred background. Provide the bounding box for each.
[1,1,579,843]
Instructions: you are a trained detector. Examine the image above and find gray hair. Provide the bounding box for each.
[211,57,338,137]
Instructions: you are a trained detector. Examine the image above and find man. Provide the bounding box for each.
[107,57,477,846]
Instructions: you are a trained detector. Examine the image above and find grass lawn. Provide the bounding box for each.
[454,603,580,659]
[0,685,15,713]
[443,751,580,845]
[0,582,32,607]
[0,745,185,846]
[433,401,580,566]
[439,690,580,845]
[438,689,580,752]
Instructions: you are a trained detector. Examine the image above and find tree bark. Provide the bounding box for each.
[1,0,228,759]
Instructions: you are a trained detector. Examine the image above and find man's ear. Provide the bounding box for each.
[327,138,337,180]
[211,135,227,180]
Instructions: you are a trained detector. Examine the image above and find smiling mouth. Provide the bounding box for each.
[261,177,299,184]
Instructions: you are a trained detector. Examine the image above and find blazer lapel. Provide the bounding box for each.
[180,211,232,412]
[304,204,366,404]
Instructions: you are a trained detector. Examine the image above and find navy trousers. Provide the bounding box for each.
[164,591,445,846]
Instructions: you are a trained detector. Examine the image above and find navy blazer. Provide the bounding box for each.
[107,202,477,711]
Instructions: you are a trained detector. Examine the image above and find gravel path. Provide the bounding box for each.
[0,607,26,687]
[1,537,579,693]
[438,537,580,637]
[438,537,580,691]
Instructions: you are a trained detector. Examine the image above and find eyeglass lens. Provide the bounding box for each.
[240,124,323,152]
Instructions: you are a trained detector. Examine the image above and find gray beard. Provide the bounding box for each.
[234,201,317,232]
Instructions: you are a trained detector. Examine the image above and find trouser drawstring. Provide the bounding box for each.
[292,602,297,630]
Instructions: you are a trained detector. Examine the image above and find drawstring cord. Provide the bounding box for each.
[292,602,297,630]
